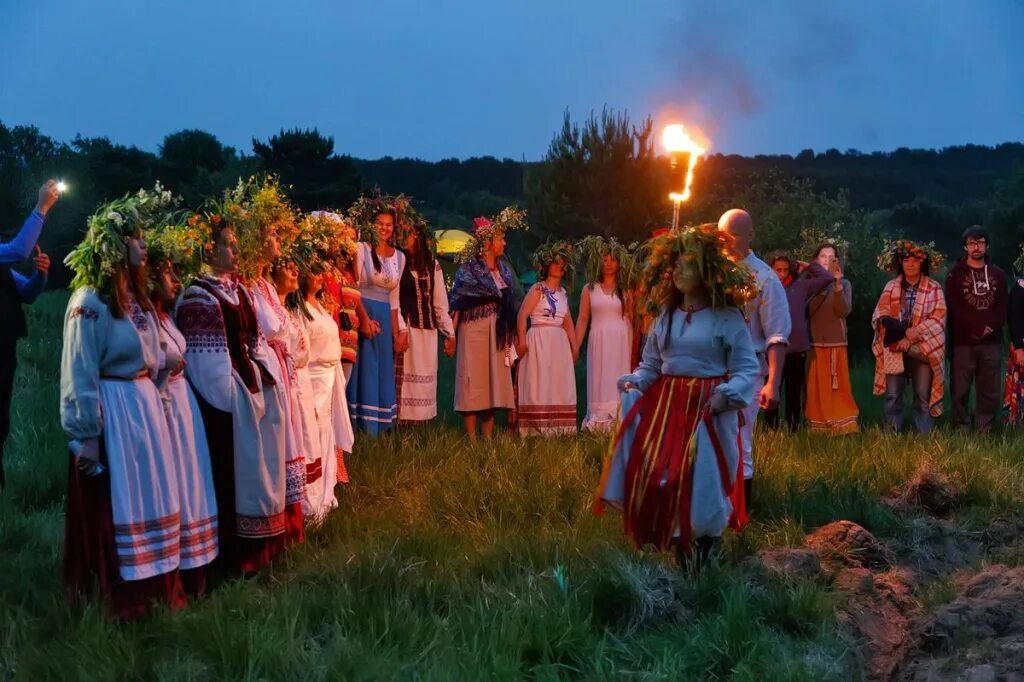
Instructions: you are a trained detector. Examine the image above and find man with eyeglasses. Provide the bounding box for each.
[945,225,1007,432]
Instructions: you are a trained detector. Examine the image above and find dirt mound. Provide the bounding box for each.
[754,548,822,580]
[887,465,964,517]
[900,565,1024,680]
[888,516,984,577]
[834,567,917,680]
[805,520,894,570]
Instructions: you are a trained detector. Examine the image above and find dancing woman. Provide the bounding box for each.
[596,224,759,568]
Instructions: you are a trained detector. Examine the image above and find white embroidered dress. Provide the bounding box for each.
[60,288,181,581]
[517,285,577,435]
[582,286,632,432]
[156,314,219,569]
[286,308,326,518]
[398,261,455,421]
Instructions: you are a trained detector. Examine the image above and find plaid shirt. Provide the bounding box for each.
[871,276,947,416]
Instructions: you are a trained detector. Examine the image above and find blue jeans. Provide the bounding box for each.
[884,357,934,434]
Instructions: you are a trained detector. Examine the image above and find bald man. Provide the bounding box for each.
[718,209,791,506]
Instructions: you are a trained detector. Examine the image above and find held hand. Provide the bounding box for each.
[617,376,636,392]
[78,437,101,463]
[905,326,921,343]
[443,335,456,357]
[166,355,186,375]
[33,246,50,275]
[515,341,529,358]
[895,339,912,352]
[758,382,779,411]
[394,331,409,354]
[360,318,379,339]
[36,180,60,215]
[1015,348,1024,367]
[708,391,728,415]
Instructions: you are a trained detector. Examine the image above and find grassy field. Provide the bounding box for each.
[1,292,1022,680]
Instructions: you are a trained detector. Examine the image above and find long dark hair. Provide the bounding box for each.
[587,254,626,318]
[370,208,398,273]
[401,228,434,275]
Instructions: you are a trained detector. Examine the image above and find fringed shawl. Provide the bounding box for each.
[449,257,519,349]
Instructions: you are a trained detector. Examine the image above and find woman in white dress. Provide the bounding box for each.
[396,220,455,423]
[300,271,355,519]
[148,252,219,593]
[61,192,185,619]
[575,238,633,432]
[231,178,305,544]
[516,242,579,436]
[596,224,759,569]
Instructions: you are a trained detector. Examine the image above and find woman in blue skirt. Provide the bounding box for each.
[346,205,408,435]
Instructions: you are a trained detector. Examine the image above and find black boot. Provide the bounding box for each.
[743,477,753,511]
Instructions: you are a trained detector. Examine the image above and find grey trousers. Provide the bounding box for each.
[884,357,934,434]
[950,343,1001,432]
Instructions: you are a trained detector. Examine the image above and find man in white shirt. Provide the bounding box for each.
[718,209,791,507]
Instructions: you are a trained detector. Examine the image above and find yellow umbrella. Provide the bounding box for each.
[434,228,474,255]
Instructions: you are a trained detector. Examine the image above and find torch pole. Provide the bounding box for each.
[671,200,681,232]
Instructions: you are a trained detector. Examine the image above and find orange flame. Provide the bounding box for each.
[662,124,707,202]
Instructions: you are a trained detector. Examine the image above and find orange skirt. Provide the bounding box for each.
[806,345,859,434]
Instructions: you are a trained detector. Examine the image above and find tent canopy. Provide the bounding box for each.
[434,228,473,255]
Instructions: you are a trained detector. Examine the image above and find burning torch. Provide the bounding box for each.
[661,124,706,232]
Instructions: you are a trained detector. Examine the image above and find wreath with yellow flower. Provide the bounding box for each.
[219,175,298,281]
[64,183,178,290]
[635,223,756,316]
[287,211,360,275]
[144,210,208,283]
[876,238,944,274]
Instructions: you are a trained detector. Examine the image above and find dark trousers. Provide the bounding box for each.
[0,341,17,487]
[764,351,806,432]
[884,357,933,434]
[951,343,1001,432]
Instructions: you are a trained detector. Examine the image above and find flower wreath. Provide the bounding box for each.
[65,183,178,290]
[876,238,944,275]
[795,224,850,265]
[577,235,636,287]
[635,222,756,316]
[456,206,529,263]
[347,190,417,245]
[287,211,360,275]
[220,175,299,281]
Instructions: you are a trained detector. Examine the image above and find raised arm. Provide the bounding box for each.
[0,181,59,265]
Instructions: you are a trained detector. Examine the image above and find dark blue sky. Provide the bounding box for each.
[2,1,1021,160]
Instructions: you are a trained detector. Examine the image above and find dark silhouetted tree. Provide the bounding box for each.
[252,128,361,211]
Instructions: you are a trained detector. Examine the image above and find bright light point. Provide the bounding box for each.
[669,192,685,202]
[56,181,68,193]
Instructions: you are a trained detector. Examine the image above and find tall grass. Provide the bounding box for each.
[1,292,1022,680]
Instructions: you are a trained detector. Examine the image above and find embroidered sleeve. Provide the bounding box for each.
[60,289,108,440]
[759,272,791,347]
[176,288,234,412]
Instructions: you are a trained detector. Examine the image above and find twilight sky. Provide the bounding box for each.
[1,0,1021,160]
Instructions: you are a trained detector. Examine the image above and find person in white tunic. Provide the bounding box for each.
[596,224,759,569]
[718,209,790,509]
[300,271,355,519]
[176,219,286,575]
[396,220,455,423]
[575,240,633,432]
[271,261,329,520]
[246,225,306,544]
[149,254,219,585]
[61,193,185,619]
[516,243,579,435]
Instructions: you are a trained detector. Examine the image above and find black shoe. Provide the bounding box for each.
[743,477,753,510]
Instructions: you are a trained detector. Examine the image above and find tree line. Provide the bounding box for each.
[3,111,1024,350]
